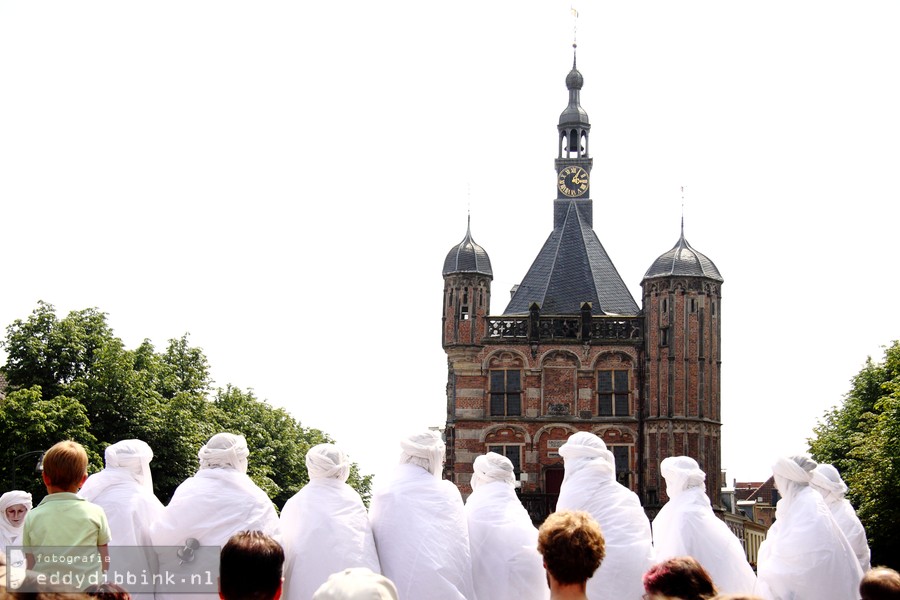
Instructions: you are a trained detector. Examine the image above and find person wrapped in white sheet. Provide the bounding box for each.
[555,432,653,600]
[281,443,381,600]
[151,433,280,600]
[80,439,164,545]
[369,431,476,600]
[80,439,164,597]
[810,463,871,574]
[1,490,32,577]
[652,456,757,595]
[756,455,863,600]
[465,452,549,600]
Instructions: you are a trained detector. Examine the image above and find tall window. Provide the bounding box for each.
[609,445,631,487]
[488,444,521,479]
[598,370,629,416]
[490,370,522,416]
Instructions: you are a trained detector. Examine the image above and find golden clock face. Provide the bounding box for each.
[557,166,590,198]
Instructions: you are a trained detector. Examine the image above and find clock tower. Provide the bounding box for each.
[555,47,592,203]
[441,46,723,524]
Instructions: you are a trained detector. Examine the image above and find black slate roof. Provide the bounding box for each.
[643,231,723,282]
[443,220,493,278]
[503,200,639,316]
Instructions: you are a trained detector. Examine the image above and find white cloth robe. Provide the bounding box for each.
[151,468,280,600]
[280,478,381,600]
[369,464,477,600]
[825,496,871,573]
[555,464,654,600]
[652,486,757,594]
[465,481,549,600]
[756,485,862,600]
[81,469,164,596]
[81,469,164,546]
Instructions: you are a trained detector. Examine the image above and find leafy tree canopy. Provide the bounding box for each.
[1,301,372,506]
[809,340,900,569]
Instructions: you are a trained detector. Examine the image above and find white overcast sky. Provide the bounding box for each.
[2,1,899,487]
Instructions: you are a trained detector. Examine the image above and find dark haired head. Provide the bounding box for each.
[643,556,718,600]
[219,531,284,600]
[860,567,900,600]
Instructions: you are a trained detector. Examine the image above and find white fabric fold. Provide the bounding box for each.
[470,452,516,490]
[306,443,351,482]
[653,456,757,595]
[370,463,475,600]
[465,475,548,600]
[810,463,871,573]
[556,432,653,600]
[399,431,445,477]
[151,445,280,600]
[757,455,863,600]
[197,432,249,473]
[281,445,381,600]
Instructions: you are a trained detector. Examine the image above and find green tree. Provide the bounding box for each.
[0,386,100,497]
[809,340,900,569]
[212,385,373,507]
[1,302,372,507]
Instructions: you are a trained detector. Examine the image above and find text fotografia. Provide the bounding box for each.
[10,545,220,594]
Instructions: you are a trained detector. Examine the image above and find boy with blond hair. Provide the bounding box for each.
[23,440,111,591]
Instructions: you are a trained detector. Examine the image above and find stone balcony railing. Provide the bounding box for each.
[485,302,643,343]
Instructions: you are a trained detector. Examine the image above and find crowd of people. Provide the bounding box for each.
[0,431,896,600]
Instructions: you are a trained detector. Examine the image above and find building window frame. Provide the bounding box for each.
[597,369,630,416]
[608,444,632,487]
[490,369,522,416]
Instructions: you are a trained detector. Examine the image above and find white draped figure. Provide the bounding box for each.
[555,432,653,600]
[80,439,164,545]
[756,455,863,600]
[151,433,280,600]
[80,440,163,597]
[465,452,549,600]
[1,490,32,573]
[281,443,381,600]
[652,456,757,594]
[369,431,476,600]
[810,463,871,574]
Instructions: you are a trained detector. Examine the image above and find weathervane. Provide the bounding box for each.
[571,4,579,56]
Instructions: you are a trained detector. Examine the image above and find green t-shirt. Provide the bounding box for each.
[22,492,112,590]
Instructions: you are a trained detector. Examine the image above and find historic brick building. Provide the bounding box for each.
[441,54,723,522]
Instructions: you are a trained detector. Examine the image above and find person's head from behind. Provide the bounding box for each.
[399,430,445,476]
[42,440,89,492]
[537,510,606,587]
[312,568,399,600]
[860,567,900,600]
[84,582,132,600]
[471,452,517,491]
[643,556,718,600]
[219,531,284,600]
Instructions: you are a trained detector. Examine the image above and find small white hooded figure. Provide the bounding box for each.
[1,489,33,582]
[810,463,871,573]
[555,432,653,600]
[281,443,381,600]
[369,430,476,600]
[756,454,863,600]
[465,452,548,600]
[652,456,757,595]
